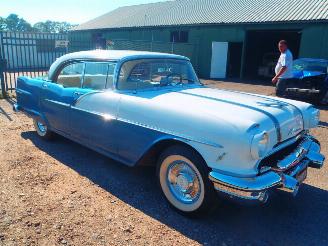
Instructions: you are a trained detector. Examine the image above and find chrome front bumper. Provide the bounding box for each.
[209,135,325,202]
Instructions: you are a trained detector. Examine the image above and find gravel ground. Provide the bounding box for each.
[0,81,328,246]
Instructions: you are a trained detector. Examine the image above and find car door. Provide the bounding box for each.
[41,62,86,134]
[69,61,120,155]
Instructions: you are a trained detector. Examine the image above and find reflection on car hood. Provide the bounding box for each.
[293,70,326,79]
[151,87,308,143]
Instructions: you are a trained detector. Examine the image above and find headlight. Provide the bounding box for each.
[313,109,320,126]
[250,132,269,160]
[295,114,304,130]
[307,106,320,128]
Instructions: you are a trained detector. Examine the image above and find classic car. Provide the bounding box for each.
[14,50,325,216]
[276,58,328,104]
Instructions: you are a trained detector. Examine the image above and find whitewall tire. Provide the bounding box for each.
[157,145,218,216]
[33,119,53,140]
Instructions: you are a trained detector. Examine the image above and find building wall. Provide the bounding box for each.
[300,23,328,59]
[69,26,245,78]
[69,22,328,78]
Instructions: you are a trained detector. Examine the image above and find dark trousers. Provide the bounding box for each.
[275,78,288,97]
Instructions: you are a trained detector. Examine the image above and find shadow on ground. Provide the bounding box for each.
[22,131,328,246]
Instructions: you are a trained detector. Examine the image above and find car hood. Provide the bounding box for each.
[151,87,309,144]
[293,70,326,79]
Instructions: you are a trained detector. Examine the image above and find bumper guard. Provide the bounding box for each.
[209,135,325,202]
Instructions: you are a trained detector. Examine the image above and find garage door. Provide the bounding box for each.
[210,42,228,79]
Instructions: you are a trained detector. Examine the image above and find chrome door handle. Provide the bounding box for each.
[74,92,83,95]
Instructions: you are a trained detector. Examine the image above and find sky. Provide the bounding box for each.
[0,0,169,25]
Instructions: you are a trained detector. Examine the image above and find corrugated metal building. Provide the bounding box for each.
[70,0,328,79]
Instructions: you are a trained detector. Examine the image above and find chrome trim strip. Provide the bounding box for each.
[73,91,101,105]
[116,117,223,148]
[71,106,223,148]
[70,106,116,119]
[16,88,32,96]
[44,99,70,107]
[209,171,282,192]
[213,182,269,202]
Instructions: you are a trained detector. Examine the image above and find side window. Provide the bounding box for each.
[83,62,116,90]
[56,63,84,88]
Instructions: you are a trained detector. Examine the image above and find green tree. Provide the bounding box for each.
[0,14,76,33]
[33,21,51,33]
[0,17,6,30]
[33,21,76,33]
[4,14,33,32]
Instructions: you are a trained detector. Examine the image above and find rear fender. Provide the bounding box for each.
[16,77,43,115]
[16,77,49,126]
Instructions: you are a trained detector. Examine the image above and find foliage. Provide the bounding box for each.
[2,14,33,32]
[33,21,77,33]
[0,17,6,30]
[0,14,76,33]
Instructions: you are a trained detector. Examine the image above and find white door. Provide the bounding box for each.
[210,42,228,79]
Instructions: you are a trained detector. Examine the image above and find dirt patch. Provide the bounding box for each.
[0,81,328,246]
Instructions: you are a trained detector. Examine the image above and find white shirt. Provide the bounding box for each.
[275,49,294,79]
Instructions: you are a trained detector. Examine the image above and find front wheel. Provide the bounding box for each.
[33,119,53,140]
[156,145,218,216]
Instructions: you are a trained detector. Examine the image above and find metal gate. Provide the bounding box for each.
[0,31,68,97]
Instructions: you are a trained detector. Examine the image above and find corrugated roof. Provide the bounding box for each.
[75,0,328,31]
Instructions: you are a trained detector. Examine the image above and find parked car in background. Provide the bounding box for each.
[276,58,328,104]
[14,50,325,216]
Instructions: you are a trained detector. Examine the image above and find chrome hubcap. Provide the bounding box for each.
[167,161,201,204]
[37,121,47,133]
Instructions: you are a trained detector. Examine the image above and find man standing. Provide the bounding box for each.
[272,40,294,96]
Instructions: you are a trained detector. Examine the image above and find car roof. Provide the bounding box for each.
[57,50,188,62]
[48,50,189,80]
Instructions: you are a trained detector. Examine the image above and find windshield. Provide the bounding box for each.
[117,59,200,90]
[293,59,328,73]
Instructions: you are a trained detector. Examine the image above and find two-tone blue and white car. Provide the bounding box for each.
[14,50,325,216]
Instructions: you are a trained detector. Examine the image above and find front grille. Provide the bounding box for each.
[258,137,304,170]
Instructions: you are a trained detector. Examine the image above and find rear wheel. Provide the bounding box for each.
[33,119,53,140]
[157,145,218,216]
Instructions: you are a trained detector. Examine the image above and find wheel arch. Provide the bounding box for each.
[135,137,207,167]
